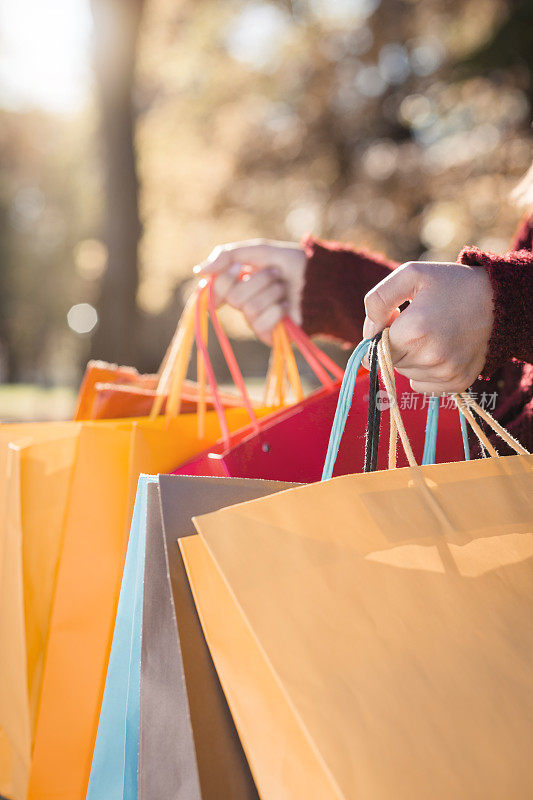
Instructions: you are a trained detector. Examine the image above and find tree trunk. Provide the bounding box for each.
[90,0,144,365]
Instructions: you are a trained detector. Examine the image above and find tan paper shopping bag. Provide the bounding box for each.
[182,453,533,800]
[139,475,296,800]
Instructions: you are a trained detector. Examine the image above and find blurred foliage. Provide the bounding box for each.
[0,108,101,382]
[0,0,531,389]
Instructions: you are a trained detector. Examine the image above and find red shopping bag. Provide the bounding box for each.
[175,318,465,481]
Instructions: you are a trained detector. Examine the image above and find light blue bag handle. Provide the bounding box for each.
[322,339,371,481]
[322,339,471,478]
[422,395,439,466]
[421,395,471,465]
[87,474,157,800]
[459,407,470,460]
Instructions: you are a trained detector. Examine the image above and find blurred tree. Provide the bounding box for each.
[0,109,96,384]
[0,0,531,395]
[89,0,145,364]
[0,204,12,381]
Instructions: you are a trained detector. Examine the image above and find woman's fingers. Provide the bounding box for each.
[252,305,285,344]
[212,263,243,305]
[362,260,492,394]
[211,266,288,341]
[242,281,286,324]
[228,274,287,341]
[195,240,306,332]
[362,262,424,339]
[194,240,280,275]
[225,268,281,310]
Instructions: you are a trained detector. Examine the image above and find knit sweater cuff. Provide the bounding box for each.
[301,235,349,337]
[300,234,397,342]
[458,246,533,377]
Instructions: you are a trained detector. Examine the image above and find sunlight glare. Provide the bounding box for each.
[0,0,92,113]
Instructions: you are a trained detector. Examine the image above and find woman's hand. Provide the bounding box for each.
[362,261,494,394]
[194,239,306,343]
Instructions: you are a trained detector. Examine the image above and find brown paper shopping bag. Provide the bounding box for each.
[139,475,297,800]
[182,333,533,800]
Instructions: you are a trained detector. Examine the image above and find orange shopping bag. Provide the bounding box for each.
[182,332,532,800]
[25,411,262,800]
[0,284,280,800]
[0,412,258,800]
[0,423,82,799]
[73,289,243,421]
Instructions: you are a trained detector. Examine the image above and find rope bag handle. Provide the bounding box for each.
[378,329,528,467]
[322,328,529,481]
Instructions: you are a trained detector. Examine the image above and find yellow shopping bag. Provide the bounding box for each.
[0,424,82,799]
[0,409,262,800]
[25,410,264,800]
[182,333,533,800]
[0,273,300,800]
[0,277,304,800]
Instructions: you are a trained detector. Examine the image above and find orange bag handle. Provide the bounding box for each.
[151,279,257,426]
[192,279,260,442]
[151,292,197,419]
[152,275,345,432]
[194,286,232,443]
[264,316,344,405]
[265,324,304,407]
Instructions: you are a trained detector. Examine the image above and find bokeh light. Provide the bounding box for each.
[67,303,98,335]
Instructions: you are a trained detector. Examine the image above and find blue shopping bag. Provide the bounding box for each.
[86,474,156,800]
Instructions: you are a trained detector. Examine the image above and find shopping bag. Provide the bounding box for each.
[74,362,242,420]
[73,360,158,419]
[138,474,297,800]
[6,282,284,800]
[0,424,82,800]
[182,332,532,800]
[73,289,244,421]
[86,474,156,800]
[89,473,296,800]
[0,418,238,800]
[176,317,464,481]
[21,408,263,800]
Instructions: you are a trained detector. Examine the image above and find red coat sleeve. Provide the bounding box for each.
[458,245,533,377]
[300,234,397,344]
[300,220,533,376]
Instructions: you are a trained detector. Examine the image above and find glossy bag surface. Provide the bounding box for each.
[184,454,533,800]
